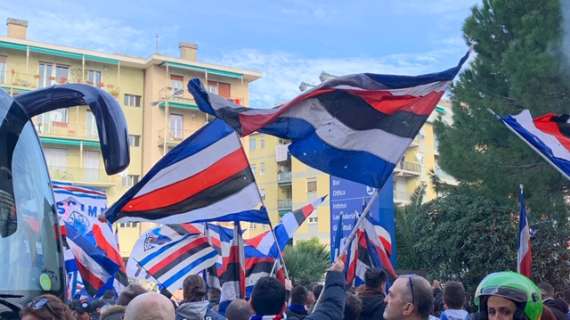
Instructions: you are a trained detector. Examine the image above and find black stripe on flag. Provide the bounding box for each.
[316,91,428,138]
[120,169,255,219]
[292,207,309,225]
[151,240,213,279]
[246,261,274,276]
[221,262,244,283]
[554,114,570,138]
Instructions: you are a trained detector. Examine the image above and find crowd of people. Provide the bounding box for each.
[19,260,570,320]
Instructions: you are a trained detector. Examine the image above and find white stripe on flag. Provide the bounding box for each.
[282,99,412,164]
[135,133,241,197]
[68,240,110,284]
[513,110,570,161]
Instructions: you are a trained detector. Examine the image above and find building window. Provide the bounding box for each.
[259,187,265,201]
[259,162,265,176]
[170,75,184,95]
[169,114,184,139]
[307,179,317,198]
[122,175,140,188]
[0,56,6,84]
[207,81,231,98]
[87,70,102,87]
[39,63,69,87]
[86,112,97,138]
[309,213,318,224]
[251,164,256,175]
[44,148,68,168]
[120,222,139,228]
[259,138,265,149]
[124,94,141,107]
[249,223,257,230]
[45,109,68,124]
[249,137,256,151]
[128,135,141,147]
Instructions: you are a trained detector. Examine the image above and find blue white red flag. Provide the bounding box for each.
[218,223,246,314]
[188,53,468,188]
[106,119,269,224]
[245,196,326,258]
[501,110,570,180]
[517,185,532,277]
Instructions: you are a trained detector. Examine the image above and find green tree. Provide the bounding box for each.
[396,186,426,271]
[408,185,517,293]
[432,0,570,288]
[284,238,330,286]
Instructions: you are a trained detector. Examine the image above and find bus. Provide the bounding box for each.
[0,84,129,318]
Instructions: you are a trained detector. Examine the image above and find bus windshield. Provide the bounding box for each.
[0,91,62,295]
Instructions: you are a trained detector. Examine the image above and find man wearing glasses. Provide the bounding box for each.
[383,275,434,320]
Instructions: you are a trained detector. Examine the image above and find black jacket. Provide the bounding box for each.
[358,292,385,320]
[305,271,346,320]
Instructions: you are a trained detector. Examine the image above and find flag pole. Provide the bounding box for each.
[489,108,570,181]
[339,190,379,258]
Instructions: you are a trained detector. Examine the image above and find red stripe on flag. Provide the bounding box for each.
[245,231,270,248]
[148,237,209,275]
[533,113,570,151]
[301,204,315,218]
[92,224,125,272]
[349,90,445,116]
[519,251,532,278]
[124,149,249,212]
[75,259,105,291]
[245,257,274,270]
[374,245,398,279]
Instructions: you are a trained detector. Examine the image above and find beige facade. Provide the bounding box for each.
[0,17,260,256]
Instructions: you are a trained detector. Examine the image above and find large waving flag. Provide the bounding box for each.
[501,110,570,180]
[188,53,468,188]
[517,185,532,277]
[245,196,326,258]
[106,119,269,224]
[219,223,246,314]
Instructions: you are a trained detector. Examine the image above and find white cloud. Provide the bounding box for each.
[216,46,468,108]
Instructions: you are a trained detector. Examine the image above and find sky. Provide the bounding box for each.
[0,0,479,107]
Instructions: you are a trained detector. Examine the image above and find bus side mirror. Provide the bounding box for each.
[14,84,130,175]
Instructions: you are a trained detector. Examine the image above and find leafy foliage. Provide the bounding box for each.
[284,238,330,286]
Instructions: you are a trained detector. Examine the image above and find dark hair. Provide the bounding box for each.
[291,286,308,305]
[183,274,207,302]
[563,288,570,305]
[251,277,286,315]
[20,294,75,320]
[344,293,362,320]
[364,268,387,289]
[226,299,254,320]
[443,281,466,309]
[208,287,221,304]
[117,283,147,306]
[312,284,323,300]
[539,282,555,298]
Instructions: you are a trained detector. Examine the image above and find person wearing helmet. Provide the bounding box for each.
[474,272,543,320]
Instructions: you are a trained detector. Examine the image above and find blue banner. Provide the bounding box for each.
[329,176,396,266]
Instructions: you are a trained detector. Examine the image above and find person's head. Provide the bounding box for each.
[444,281,466,310]
[226,299,254,320]
[250,276,287,315]
[538,283,555,300]
[383,275,433,320]
[182,274,207,302]
[306,290,316,308]
[291,285,308,306]
[20,294,75,320]
[69,300,91,320]
[124,292,175,320]
[99,305,126,320]
[474,272,543,320]
[345,293,363,320]
[312,284,323,301]
[207,287,221,305]
[365,268,388,292]
[117,283,147,306]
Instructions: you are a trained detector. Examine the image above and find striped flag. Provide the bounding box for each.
[501,110,570,180]
[106,119,269,224]
[188,53,468,188]
[219,223,246,314]
[517,185,532,277]
[245,196,326,258]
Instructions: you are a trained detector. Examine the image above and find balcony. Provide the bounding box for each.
[0,71,36,94]
[393,161,421,177]
[278,199,292,212]
[277,171,292,185]
[34,120,99,141]
[275,144,290,163]
[48,165,115,187]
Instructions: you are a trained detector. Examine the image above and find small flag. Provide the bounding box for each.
[501,110,570,180]
[517,185,532,277]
